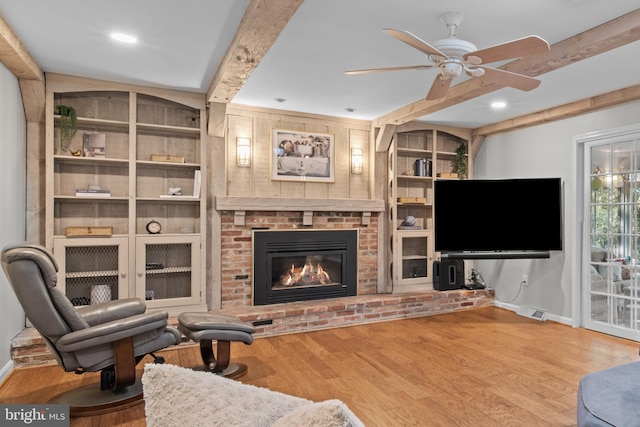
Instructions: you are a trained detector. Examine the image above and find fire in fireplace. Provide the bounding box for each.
[253,229,358,305]
[277,256,335,288]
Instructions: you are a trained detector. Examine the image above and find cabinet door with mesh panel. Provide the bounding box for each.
[53,237,128,306]
[136,235,202,312]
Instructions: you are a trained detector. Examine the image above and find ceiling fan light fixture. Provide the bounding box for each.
[440,62,463,78]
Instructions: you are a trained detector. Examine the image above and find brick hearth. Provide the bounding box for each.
[10,289,494,367]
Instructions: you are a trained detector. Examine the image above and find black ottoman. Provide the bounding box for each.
[178,312,256,379]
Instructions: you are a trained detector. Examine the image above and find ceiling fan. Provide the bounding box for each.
[345,12,550,100]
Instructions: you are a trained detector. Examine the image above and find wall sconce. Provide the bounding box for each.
[236,137,251,167]
[351,148,363,174]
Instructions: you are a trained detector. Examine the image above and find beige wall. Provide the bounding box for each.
[225,104,372,199]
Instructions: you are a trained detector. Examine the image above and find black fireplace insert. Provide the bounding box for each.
[252,229,358,305]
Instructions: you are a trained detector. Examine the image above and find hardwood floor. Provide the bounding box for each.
[1,306,638,426]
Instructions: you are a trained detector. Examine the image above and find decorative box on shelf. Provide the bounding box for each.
[437,172,458,178]
[397,197,427,204]
[150,154,185,163]
[65,226,113,237]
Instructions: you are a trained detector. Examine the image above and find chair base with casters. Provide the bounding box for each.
[178,312,256,379]
[49,381,142,418]
[49,351,167,417]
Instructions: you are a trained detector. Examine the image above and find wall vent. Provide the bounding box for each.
[516,306,547,321]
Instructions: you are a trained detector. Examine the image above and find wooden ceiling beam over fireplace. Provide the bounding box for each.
[206,0,303,104]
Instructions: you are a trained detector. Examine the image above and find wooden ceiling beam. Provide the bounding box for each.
[0,13,45,122]
[372,8,640,129]
[206,0,303,104]
[474,83,640,137]
[0,14,43,82]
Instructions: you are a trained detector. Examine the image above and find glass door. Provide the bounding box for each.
[584,135,640,340]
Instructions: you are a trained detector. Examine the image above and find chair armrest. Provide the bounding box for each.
[76,298,146,326]
[57,311,169,352]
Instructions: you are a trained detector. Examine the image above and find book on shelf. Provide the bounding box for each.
[193,169,201,197]
[76,189,111,197]
[159,194,198,199]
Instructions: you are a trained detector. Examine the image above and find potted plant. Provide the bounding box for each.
[55,105,77,152]
[454,142,468,180]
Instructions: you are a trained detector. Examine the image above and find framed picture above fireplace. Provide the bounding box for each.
[271,128,335,182]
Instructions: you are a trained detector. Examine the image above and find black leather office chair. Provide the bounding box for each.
[1,243,182,416]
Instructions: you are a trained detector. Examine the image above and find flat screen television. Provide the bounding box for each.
[434,178,563,259]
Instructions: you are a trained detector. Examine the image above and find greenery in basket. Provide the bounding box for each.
[55,104,77,152]
[454,142,468,180]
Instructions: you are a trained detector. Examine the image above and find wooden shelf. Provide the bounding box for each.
[137,122,200,137]
[397,148,432,156]
[397,175,432,181]
[55,115,129,132]
[54,196,129,201]
[136,160,200,169]
[54,155,129,166]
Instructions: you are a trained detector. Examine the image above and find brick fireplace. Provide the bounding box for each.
[218,208,380,308]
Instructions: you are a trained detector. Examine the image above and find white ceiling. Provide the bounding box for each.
[0,1,638,129]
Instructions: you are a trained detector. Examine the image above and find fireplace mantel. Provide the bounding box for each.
[215,196,385,226]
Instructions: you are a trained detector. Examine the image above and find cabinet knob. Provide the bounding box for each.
[138,272,143,278]
[121,273,126,279]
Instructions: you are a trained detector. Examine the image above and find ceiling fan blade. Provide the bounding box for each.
[464,35,549,65]
[426,75,452,100]
[475,66,541,91]
[383,28,448,58]
[345,65,434,75]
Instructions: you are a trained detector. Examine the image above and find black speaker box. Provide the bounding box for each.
[433,259,465,291]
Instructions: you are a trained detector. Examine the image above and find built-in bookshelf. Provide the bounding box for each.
[45,74,207,314]
[388,125,471,293]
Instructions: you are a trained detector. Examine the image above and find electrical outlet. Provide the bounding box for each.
[522,274,528,285]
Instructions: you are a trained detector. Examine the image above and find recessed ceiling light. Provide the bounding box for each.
[110,33,138,44]
[345,108,356,113]
[491,101,507,109]
[274,98,287,103]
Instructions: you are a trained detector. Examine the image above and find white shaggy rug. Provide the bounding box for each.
[142,363,364,427]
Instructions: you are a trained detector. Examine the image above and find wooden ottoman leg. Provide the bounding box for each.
[198,339,248,379]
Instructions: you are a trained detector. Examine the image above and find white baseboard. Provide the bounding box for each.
[0,360,14,384]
